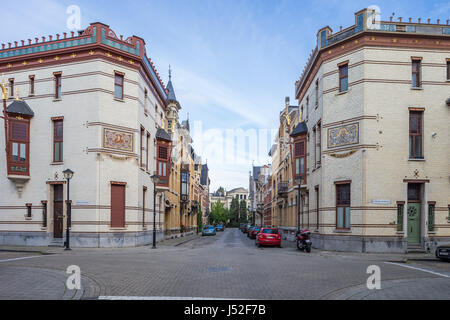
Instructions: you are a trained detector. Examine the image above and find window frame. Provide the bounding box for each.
[315,79,319,109]
[293,138,307,184]
[335,181,351,230]
[140,126,144,168]
[8,118,30,176]
[114,71,124,100]
[411,58,422,88]
[446,59,450,81]
[9,78,14,97]
[156,143,169,186]
[338,62,349,92]
[29,75,35,95]
[54,72,62,99]
[52,117,64,163]
[428,201,435,232]
[396,201,405,232]
[146,132,150,172]
[409,110,423,159]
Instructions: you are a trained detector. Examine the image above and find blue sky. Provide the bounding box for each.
[2,0,449,192]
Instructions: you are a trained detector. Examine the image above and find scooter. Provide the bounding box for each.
[296,229,312,253]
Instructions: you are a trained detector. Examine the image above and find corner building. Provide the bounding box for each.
[0,23,173,247]
[292,9,450,252]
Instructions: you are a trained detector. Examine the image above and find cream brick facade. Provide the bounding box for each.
[0,23,171,247]
[278,9,450,252]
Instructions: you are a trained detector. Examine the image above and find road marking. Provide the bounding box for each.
[98,296,250,300]
[0,255,45,263]
[384,262,450,278]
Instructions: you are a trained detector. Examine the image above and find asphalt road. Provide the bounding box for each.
[0,228,449,300]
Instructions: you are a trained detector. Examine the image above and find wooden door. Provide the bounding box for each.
[407,203,421,244]
[111,184,125,228]
[53,184,63,238]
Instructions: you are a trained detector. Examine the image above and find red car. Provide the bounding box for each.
[249,227,261,239]
[255,228,281,247]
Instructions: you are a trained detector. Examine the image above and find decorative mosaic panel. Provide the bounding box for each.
[103,128,133,152]
[327,123,359,148]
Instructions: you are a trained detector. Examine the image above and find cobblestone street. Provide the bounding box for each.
[0,229,449,300]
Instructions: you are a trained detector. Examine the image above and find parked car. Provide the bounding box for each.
[216,224,225,232]
[255,228,281,247]
[239,223,246,232]
[247,226,255,238]
[435,243,450,261]
[249,227,261,239]
[202,225,216,236]
[243,224,252,234]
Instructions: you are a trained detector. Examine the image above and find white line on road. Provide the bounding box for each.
[384,262,450,278]
[0,255,48,263]
[98,296,250,300]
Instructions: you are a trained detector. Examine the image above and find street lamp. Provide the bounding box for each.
[150,174,160,249]
[295,176,303,232]
[63,168,74,250]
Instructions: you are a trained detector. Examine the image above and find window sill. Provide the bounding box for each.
[335,89,349,96]
[28,94,35,97]
[333,229,352,233]
[109,227,127,231]
[53,98,62,102]
[427,231,436,234]
[114,98,125,102]
[50,162,64,166]
[410,87,423,90]
[408,158,425,162]
[396,231,404,235]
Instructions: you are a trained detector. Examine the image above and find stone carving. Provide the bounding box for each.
[327,123,359,148]
[103,128,133,152]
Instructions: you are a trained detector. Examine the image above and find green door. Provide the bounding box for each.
[407,203,420,244]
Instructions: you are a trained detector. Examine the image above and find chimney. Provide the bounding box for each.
[63,32,67,39]
[389,16,393,22]
[409,17,412,23]
[418,18,421,23]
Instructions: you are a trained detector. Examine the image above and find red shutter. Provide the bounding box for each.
[295,141,304,157]
[111,184,125,227]
[11,122,27,141]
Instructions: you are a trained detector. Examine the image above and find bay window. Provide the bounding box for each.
[336,182,351,229]
[8,119,30,175]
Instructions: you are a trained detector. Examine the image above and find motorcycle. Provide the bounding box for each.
[296,229,312,253]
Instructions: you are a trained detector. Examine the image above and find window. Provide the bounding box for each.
[397,202,404,232]
[114,72,124,99]
[317,122,321,166]
[157,144,169,185]
[428,202,435,232]
[144,89,148,115]
[294,140,306,182]
[339,63,348,92]
[29,75,35,95]
[54,73,62,99]
[336,182,351,229]
[146,132,150,171]
[305,96,309,121]
[447,60,450,80]
[9,78,14,97]
[312,127,316,167]
[412,59,421,88]
[315,79,319,108]
[181,171,189,197]
[140,127,144,168]
[53,119,63,162]
[8,119,30,175]
[409,111,423,159]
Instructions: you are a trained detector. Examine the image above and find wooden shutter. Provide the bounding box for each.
[111,184,125,228]
[295,141,304,157]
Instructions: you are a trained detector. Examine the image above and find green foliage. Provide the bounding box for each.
[209,200,229,224]
[216,186,225,196]
[239,200,248,223]
[197,205,203,231]
[229,197,240,223]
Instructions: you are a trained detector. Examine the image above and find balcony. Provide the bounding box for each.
[277,182,289,198]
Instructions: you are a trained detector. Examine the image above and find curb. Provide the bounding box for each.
[174,234,201,246]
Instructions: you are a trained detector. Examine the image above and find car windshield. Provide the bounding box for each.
[262,229,278,234]
[205,226,214,229]
[253,228,260,232]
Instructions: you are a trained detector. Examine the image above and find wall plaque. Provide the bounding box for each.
[327,123,359,148]
[103,128,134,152]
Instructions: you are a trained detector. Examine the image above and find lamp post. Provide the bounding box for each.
[295,176,303,232]
[150,174,160,249]
[63,169,74,250]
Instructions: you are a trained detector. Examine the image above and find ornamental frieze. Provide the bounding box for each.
[103,128,134,152]
[327,123,359,148]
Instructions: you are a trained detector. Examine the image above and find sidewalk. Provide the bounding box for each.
[158,233,201,247]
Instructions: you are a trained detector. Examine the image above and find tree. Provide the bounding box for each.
[197,204,203,233]
[229,197,240,223]
[210,200,228,225]
[239,200,248,223]
[216,186,225,196]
